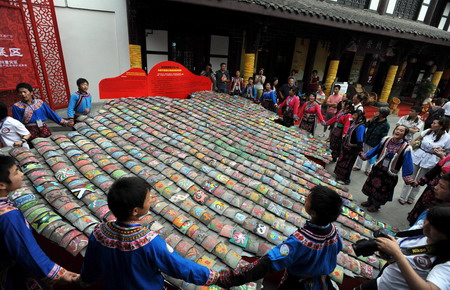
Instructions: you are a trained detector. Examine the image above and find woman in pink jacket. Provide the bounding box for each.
[297,93,324,137]
[326,100,353,161]
[278,87,300,127]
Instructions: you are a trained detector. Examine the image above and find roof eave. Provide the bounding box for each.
[167,0,450,47]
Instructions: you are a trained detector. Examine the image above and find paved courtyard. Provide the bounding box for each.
[320,114,414,231]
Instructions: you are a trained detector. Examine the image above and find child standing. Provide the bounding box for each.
[229,71,244,96]
[216,185,343,289]
[67,78,92,123]
[0,155,79,288]
[0,102,31,149]
[241,77,257,100]
[77,177,219,289]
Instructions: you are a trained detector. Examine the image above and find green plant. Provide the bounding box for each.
[416,79,436,105]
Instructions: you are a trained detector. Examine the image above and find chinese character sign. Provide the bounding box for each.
[0,6,38,90]
[99,62,212,99]
[147,61,211,99]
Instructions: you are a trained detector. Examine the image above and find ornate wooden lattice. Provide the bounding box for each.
[394,0,422,20]
[1,0,69,110]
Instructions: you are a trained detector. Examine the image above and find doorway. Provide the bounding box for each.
[168,33,209,73]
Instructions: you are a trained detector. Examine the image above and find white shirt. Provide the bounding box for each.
[396,115,424,142]
[354,103,365,112]
[413,129,450,169]
[442,101,450,116]
[0,117,30,149]
[378,224,450,290]
[254,75,266,90]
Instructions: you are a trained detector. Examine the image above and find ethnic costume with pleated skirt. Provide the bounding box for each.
[79,221,218,289]
[217,221,342,290]
[26,124,52,140]
[334,122,365,182]
[362,137,414,208]
[278,95,300,128]
[326,111,351,160]
[12,99,67,141]
[298,102,324,135]
[407,155,450,225]
[0,197,66,290]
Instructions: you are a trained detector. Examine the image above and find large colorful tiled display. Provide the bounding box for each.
[8,91,395,289]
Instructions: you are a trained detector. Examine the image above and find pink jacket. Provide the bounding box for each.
[279,95,300,116]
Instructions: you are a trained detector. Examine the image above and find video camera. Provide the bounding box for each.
[352,230,390,257]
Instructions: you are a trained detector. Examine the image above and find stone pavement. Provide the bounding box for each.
[318,114,415,231]
[52,103,414,231]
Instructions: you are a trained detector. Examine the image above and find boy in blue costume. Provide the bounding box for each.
[0,155,79,289]
[77,177,219,289]
[67,78,92,123]
[216,185,343,289]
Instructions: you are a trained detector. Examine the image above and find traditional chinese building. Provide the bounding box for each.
[128,0,450,103]
[2,0,450,107]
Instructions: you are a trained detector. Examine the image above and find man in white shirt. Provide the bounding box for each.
[442,100,450,118]
[396,106,424,142]
[0,102,31,149]
[353,94,365,112]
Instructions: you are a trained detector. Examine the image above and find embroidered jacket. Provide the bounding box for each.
[259,89,277,104]
[279,95,300,116]
[365,136,414,183]
[67,91,92,118]
[80,222,218,289]
[12,99,65,126]
[344,122,365,149]
[298,102,324,123]
[217,221,342,290]
[326,111,352,134]
[229,77,244,93]
[241,84,257,99]
[0,197,66,288]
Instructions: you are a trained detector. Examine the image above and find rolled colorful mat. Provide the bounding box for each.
[31,210,62,234]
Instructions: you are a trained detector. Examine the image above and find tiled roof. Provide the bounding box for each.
[190,0,450,45]
[9,92,395,288]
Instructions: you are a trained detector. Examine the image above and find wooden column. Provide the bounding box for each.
[431,71,444,94]
[324,60,340,96]
[324,39,347,96]
[431,55,449,94]
[424,0,439,25]
[302,39,318,93]
[243,53,256,84]
[379,65,399,103]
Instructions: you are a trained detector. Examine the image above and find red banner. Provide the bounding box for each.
[99,68,148,99]
[99,61,212,99]
[147,61,211,99]
[0,5,37,91]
